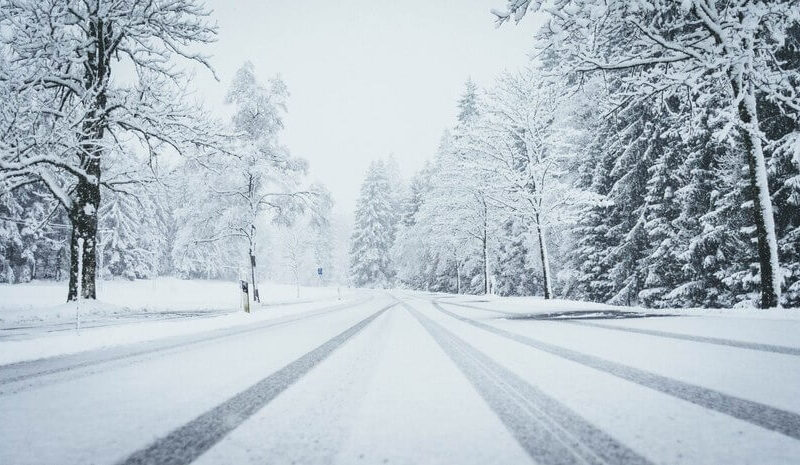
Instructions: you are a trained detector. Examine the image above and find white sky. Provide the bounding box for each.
[191,0,537,214]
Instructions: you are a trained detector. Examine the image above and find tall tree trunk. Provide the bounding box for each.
[535,216,553,300]
[67,178,100,301]
[67,16,110,302]
[249,224,260,303]
[454,249,461,294]
[732,74,781,308]
[482,201,489,295]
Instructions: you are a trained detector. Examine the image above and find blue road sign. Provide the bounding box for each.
[317,267,323,276]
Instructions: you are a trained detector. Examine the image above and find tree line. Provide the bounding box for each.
[0,1,331,300]
[349,1,800,309]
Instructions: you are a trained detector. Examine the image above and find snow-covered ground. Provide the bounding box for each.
[0,278,357,364]
[2,287,799,464]
[437,292,800,320]
[0,278,352,325]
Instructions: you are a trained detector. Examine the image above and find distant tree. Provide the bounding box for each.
[495,217,540,296]
[349,160,397,288]
[459,72,595,298]
[282,226,311,298]
[175,63,318,301]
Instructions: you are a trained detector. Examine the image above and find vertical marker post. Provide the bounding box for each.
[241,279,250,313]
[240,269,250,313]
[75,237,83,334]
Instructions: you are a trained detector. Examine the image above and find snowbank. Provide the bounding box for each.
[0,278,353,326]
[430,293,800,321]
[0,295,365,366]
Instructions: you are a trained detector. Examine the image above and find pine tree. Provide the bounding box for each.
[457,78,480,124]
[97,190,166,280]
[495,217,539,296]
[639,108,689,307]
[349,160,396,288]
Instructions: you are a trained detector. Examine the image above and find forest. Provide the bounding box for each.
[0,2,338,302]
[2,1,799,310]
[349,1,800,309]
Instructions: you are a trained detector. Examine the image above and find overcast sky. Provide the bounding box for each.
[192,0,537,214]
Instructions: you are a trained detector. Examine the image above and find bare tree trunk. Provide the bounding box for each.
[535,216,553,300]
[482,201,489,295]
[249,225,260,303]
[67,16,109,302]
[67,178,100,301]
[454,249,461,294]
[67,226,80,301]
[732,74,781,308]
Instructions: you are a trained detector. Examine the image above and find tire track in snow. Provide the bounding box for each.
[0,296,372,394]
[403,301,653,465]
[444,300,800,356]
[118,302,396,465]
[434,301,800,441]
[564,320,800,356]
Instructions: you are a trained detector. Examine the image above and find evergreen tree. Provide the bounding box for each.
[638,109,688,307]
[495,217,540,296]
[457,78,480,124]
[97,190,166,280]
[349,160,396,288]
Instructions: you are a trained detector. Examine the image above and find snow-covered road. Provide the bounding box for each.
[2,292,799,464]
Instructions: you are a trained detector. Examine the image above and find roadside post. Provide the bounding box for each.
[239,270,250,313]
[317,267,323,286]
[75,237,83,334]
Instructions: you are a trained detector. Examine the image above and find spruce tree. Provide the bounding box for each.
[349,160,396,288]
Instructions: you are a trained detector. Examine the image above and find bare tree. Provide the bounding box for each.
[0,0,219,300]
[459,72,596,299]
[177,63,322,302]
[282,227,311,299]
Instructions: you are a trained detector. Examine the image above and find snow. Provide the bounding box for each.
[0,277,353,326]
[436,293,800,320]
[0,278,357,365]
[413,294,800,463]
[1,290,800,464]
[0,298,384,465]
[193,303,532,465]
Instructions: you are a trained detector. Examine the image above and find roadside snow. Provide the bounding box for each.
[0,278,353,326]
[435,293,800,320]
[0,278,361,365]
